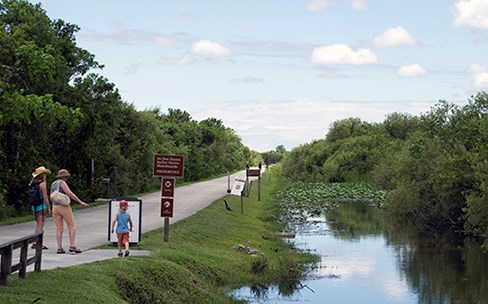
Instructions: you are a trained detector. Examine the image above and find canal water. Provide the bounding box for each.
[231,202,488,303]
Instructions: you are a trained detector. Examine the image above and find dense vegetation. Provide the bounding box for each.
[0,0,262,219]
[282,95,487,246]
[261,145,287,166]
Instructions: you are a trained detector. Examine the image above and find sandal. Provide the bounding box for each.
[57,248,66,254]
[31,244,49,250]
[118,252,123,257]
[69,247,82,254]
[124,250,130,257]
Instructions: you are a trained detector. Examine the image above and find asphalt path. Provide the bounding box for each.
[0,171,252,271]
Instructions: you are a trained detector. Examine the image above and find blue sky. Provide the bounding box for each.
[35,0,488,152]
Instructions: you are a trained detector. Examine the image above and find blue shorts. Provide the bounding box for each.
[32,202,48,218]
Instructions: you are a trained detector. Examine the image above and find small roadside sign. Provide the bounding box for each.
[161,177,175,198]
[231,177,246,196]
[161,198,174,217]
[153,154,184,243]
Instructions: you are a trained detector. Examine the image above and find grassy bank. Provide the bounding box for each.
[0,166,317,303]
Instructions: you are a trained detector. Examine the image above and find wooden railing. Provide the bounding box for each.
[0,231,43,285]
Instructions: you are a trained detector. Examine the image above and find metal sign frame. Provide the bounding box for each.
[108,197,142,244]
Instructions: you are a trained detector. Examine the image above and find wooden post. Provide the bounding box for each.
[227,171,231,194]
[163,218,170,242]
[240,191,244,215]
[19,240,28,279]
[1,244,12,285]
[34,232,43,272]
[258,176,261,201]
[258,163,262,202]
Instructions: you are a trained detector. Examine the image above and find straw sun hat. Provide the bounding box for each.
[32,166,51,177]
[56,169,71,178]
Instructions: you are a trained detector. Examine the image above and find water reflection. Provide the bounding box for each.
[232,202,488,303]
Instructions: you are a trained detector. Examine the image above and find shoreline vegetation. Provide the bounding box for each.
[0,166,318,304]
[282,96,488,248]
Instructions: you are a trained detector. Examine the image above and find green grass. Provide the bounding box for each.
[0,166,317,303]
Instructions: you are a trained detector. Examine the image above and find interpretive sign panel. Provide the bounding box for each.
[108,198,142,244]
[231,177,246,196]
[153,154,184,177]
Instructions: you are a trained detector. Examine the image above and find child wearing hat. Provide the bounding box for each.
[111,200,133,257]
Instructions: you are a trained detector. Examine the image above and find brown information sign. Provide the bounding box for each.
[246,168,261,177]
[153,154,185,177]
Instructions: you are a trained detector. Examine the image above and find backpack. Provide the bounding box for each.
[28,182,43,207]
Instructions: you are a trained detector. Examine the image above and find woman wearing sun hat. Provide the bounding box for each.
[29,166,52,249]
[50,169,89,254]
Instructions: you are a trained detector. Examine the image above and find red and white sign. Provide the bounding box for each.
[161,178,175,198]
[161,198,174,217]
[153,154,185,177]
[231,177,246,196]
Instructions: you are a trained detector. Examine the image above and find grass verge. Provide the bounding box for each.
[0,165,317,303]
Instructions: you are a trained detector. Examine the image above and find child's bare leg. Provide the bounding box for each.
[117,236,122,253]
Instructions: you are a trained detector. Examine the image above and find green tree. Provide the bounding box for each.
[0,0,99,215]
[261,145,288,165]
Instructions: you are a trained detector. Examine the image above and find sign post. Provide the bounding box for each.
[246,165,262,201]
[153,154,184,243]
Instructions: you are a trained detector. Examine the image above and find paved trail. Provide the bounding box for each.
[0,171,250,270]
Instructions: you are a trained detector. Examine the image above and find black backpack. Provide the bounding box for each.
[28,182,43,207]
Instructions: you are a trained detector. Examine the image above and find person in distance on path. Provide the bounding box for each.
[111,200,133,257]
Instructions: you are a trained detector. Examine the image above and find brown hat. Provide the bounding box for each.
[56,169,71,178]
[32,166,51,178]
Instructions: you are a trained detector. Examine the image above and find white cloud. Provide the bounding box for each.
[305,0,334,12]
[467,63,488,88]
[311,44,377,65]
[158,54,194,65]
[193,98,433,152]
[230,76,264,85]
[317,71,350,79]
[467,63,488,73]
[397,64,427,77]
[452,0,488,30]
[373,26,416,47]
[80,29,174,46]
[191,40,231,56]
[124,63,143,75]
[351,0,368,10]
[473,72,488,87]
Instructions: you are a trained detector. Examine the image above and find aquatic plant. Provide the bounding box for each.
[277,182,387,225]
